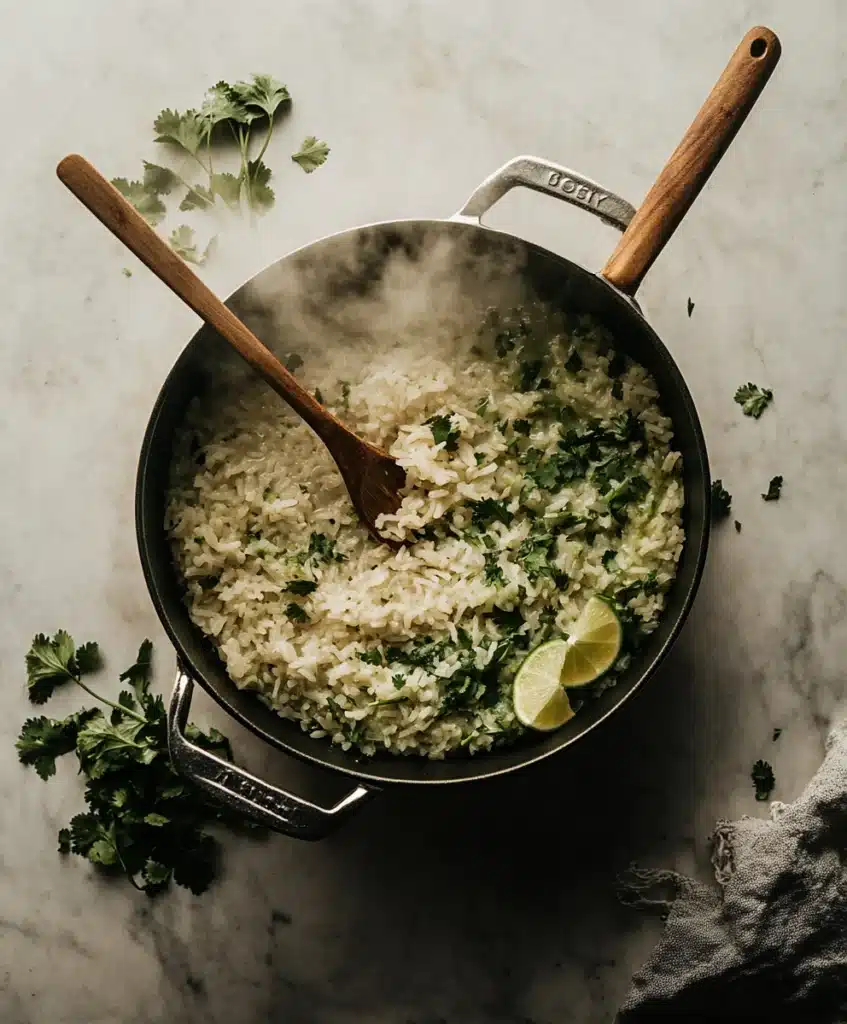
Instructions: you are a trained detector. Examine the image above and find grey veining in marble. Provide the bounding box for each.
[1,1,846,1022]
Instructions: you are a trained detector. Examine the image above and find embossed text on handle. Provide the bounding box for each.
[546,171,608,208]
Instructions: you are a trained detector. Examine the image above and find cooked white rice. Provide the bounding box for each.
[166,306,684,759]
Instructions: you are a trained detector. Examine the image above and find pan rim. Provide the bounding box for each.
[136,215,710,786]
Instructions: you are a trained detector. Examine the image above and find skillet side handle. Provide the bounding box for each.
[167,669,376,840]
[601,26,781,297]
[453,155,635,234]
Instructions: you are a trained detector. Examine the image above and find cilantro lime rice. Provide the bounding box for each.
[166,306,684,758]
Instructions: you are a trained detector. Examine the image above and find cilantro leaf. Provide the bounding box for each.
[359,649,384,666]
[469,498,513,530]
[483,552,505,586]
[292,136,330,173]
[687,297,695,317]
[26,632,85,704]
[307,532,343,564]
[286,602,308,622]
[564,349,583,373]
[426,414,461,451]
[734,382,773,419]
[710,480,732,520]
[169,225,213,265]
[75,712,158,779]
[16,710,96,780]
[119,639,153,705]
[153,108,205,156]
[752,759,775,801]
[141,161,179,195]
[110,178,166,225]
[229,74,291,121]
[762,475,783,502]
[178,184,214,211]
[285,579,317,596]
[245,159,274,213]
[210,171,242,210]
[199,81,255,135]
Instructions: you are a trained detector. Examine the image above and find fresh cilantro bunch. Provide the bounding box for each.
[16,632,258,895]
[110,73,330,264]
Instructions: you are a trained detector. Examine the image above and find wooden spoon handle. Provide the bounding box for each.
[56,154,337,438]
[601,26,781,296]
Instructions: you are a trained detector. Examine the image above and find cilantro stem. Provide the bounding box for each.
[74,677,147,725]
[254,115,274,168]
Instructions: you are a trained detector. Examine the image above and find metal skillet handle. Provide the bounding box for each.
[168,669,375,839]
[453,155,635,233]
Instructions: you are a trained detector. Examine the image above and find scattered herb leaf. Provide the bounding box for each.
[762,475,783,502]
[687,298,694,317]
[752,759,775,801]
[710,480,732,520]
[292,136,330,173]
[426,414,461,451]
[734,382,773,419]
[734,520,742,533]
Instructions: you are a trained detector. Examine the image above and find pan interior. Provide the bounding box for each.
[137,219,709,785]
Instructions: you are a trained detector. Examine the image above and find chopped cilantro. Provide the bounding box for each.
[307,532,343,564]
[710,480,732,520]
[469,498,513,530]
[606,474,650,523]
[314,387,324,404]
[483,552,506,587]
[772,727,782,741]
[517,530,558,582]
[734,383,773,419]
[564,349,582,373]
[762,475,783,501]
[285,580,317,596]
[602,549,616,569]
[614,571,659,605]
[517,359,550,393]
[285,603,308,622]
[392,673,406,690]
[285,352,304,373]
[512,419,532,436]
[359,649,384,666]
[734,520,742,533]
[426,414,461,451]
[476,395,491,416]
[474,453,486,466]
[752,759,775,801]
[687,297,694,317]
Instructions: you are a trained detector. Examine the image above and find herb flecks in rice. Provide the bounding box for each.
[166,308,684,759]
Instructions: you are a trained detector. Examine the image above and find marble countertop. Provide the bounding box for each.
[2,2,846,1021]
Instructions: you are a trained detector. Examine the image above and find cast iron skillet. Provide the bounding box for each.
[135,28,780,838]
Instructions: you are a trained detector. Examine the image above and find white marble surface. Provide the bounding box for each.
[1,1,846,1021]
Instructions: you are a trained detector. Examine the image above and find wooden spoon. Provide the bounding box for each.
[56,155,406,541]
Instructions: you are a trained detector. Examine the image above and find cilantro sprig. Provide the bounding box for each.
[110,73,330,262]
[17,633,258,895]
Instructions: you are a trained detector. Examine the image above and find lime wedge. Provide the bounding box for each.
[559,596,622,688]
[512,640,575,731]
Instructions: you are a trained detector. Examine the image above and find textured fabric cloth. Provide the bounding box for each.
[616,722,847,1022]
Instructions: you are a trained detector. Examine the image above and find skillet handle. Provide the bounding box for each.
[167,669,376,840]
[601,26,781,296]
[453,155,635,233]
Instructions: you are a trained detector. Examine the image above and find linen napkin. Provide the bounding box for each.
[616,721,847,1022]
